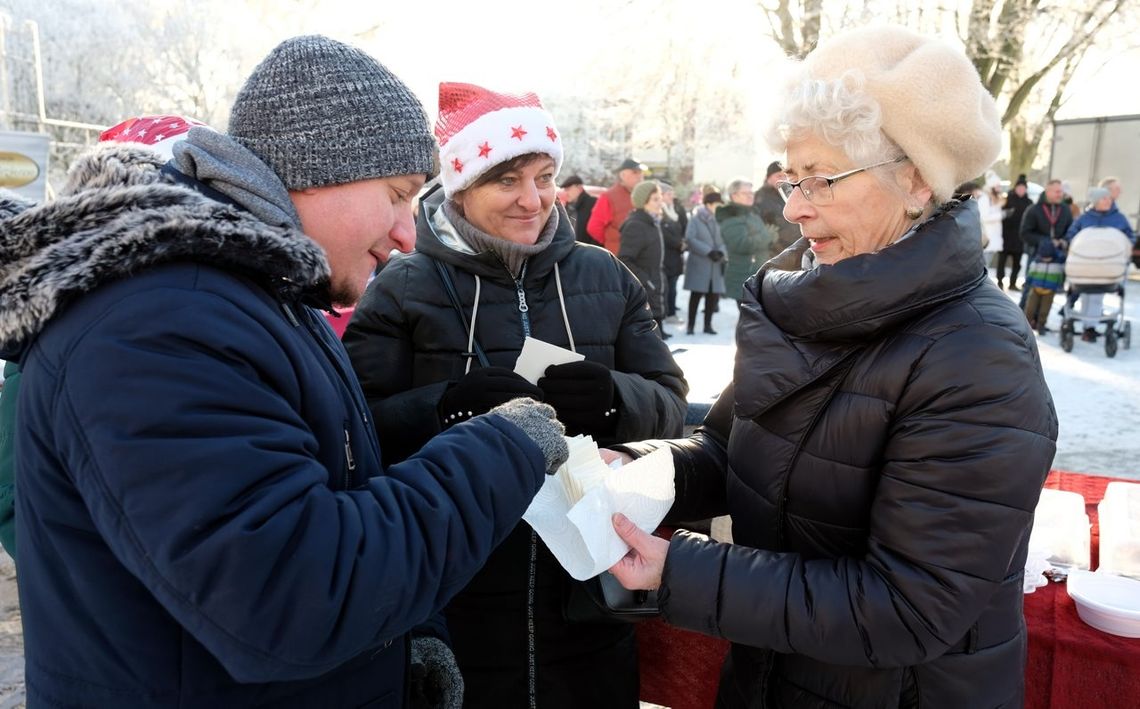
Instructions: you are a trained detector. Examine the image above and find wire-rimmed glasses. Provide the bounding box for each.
[777,156,908,204]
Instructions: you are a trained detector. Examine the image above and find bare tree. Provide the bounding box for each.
[752,0,1138,178]
[964,0,1134,177]
[759,0,824,58]
[547,0,767,186]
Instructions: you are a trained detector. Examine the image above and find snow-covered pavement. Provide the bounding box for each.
[666,271,1140,481]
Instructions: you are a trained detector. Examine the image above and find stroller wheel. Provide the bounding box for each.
[1124,321,1132,350]
[1060,320,1074,353]
[1105,327,1118,358]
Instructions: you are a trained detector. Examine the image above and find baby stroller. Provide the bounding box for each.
[1058,226,1132,357]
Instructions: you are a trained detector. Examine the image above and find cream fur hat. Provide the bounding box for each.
[800,25,1001,203]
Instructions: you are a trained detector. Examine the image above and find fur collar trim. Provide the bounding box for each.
[0,144,329,349]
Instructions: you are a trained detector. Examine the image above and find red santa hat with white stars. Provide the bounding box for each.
[435,82,563,197]
[100,115,207,159]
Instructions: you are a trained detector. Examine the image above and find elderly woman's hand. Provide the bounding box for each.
[599,448,633,467]
[608,513,669,591]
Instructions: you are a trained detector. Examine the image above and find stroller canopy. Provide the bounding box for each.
[1065,227,1132,285]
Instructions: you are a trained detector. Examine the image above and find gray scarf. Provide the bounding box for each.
[173,127,302,229]
[441,200,558,279]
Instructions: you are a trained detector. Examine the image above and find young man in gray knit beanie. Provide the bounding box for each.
[175,34,442,306]
[2,34,568,709]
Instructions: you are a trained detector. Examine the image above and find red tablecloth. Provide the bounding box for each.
[1025,471,1140,709]
[637,470,1140,709]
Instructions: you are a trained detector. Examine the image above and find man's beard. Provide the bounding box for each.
[329,277,363,308]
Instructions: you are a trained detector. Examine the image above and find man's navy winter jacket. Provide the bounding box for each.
[0,145,548,707]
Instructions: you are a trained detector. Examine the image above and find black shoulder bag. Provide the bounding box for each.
[433,259,489,368]
[563,570,660,623]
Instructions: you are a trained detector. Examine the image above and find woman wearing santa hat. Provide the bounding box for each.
[344,82,688,708]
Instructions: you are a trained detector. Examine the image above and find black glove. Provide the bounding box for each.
[707,249,725,263]
[438,366,544,427]
[537,360,617,437]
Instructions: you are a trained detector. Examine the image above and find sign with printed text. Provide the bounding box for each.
[0,131,50,201]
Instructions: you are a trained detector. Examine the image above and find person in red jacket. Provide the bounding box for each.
[587,157,645,254]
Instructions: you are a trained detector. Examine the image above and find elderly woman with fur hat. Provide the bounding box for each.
[604,26,1057,709]
[344,82,687,709]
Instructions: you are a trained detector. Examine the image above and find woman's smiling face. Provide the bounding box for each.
[453,156,557,245]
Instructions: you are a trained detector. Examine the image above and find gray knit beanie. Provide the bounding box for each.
[228,35,437,190]
[631,180,660,209]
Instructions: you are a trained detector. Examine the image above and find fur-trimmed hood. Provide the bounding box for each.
[0,144,330,353]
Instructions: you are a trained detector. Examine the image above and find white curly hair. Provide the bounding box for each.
[766,70,906,172]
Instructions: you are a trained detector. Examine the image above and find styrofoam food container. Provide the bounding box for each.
[1067,570,1140,638]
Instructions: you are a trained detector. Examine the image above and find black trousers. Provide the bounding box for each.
[665,274,680,317]
[996,250,1023,284]
[687,291,720,333]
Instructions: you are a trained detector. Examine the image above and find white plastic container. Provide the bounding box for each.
[1098,481,1140,581]
[1067,570,1140,638]
[1030,488,1090,571]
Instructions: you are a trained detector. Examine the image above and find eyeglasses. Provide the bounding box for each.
[777,156,908,204]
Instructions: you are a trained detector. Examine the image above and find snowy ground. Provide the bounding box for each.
[667,269,1140,480]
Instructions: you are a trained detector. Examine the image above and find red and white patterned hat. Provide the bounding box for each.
[100,115,207,160]
[435,82,563,197]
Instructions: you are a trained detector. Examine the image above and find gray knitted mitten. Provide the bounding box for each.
[409,636,463,709]
[487,398,568,474]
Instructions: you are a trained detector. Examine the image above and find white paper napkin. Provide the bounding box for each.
[523,436,675,580]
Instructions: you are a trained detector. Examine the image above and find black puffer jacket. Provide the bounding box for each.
[619,209,667,320]
[344,186,687,709]
[1020,195,1074,254]
[1001,190,1033,253]
[622,201,1057,708]
[661,211,686,280]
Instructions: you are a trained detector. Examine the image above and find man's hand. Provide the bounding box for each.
[608,513,668,591]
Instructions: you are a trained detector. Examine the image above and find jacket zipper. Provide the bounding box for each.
[753,351,860,703]
[282,300,374,489]
[343,427,356,490]
[515,261,537,707]
[514,262,532,337]
[773,351,861,549]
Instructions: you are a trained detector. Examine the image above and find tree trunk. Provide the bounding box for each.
[1007,120,1039,180]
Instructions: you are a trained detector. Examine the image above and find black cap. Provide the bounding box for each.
[766,161,783,178]
[617,158,647,172]
[702,191,724,205]
[1015,173,1028,187]
[559,174,584,189]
